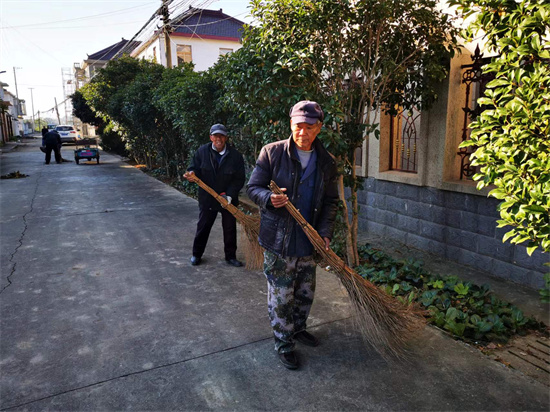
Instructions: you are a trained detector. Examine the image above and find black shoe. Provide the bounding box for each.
[190,256,201,266]
[278,351,299,369]
[226,258,243,267]
[294,331,319,347]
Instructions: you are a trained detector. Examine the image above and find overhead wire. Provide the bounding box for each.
[0,21,65,65]
[12,20,149,30]
[1,2,157,30]
[110,3,165,60]
[113,0,202,61]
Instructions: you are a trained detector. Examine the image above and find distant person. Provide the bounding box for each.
[41,126,48,146]
[43,128,62,164]
[183,124,246,267]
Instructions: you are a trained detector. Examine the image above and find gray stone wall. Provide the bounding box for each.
[353,178,548,289]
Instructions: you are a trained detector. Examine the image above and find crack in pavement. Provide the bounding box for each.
[1,171,42,294]
[19,206,186,221]
[0,317,352,410]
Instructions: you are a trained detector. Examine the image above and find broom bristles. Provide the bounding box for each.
[269,180,425,358]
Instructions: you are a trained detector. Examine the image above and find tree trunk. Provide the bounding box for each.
[349,149,360,267]
[337,174,358,267]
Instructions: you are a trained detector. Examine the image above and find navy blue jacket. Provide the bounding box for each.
[188,142,245,211]
[43,130,61,146]
[246,137,339,257]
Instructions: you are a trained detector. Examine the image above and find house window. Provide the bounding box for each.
[153,47,157,63]
[219,48,233,56]
[389,107,420,173]
[177,45,192,65]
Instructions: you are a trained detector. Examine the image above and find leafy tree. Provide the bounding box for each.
[217,33,312,166]
[452,0,550,256]
[154,63,223,174]
[82,57,181,170]
[71,90,103,126]
[223,0,458,265]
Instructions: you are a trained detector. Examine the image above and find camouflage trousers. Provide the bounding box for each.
[263,250,317,353]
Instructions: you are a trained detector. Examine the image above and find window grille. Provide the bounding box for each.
[177,45,192,65]
[458,45,494,179]
[390,106,420,173]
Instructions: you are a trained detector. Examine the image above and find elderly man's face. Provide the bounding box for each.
[290,120,322,151]
[210,133,228,152]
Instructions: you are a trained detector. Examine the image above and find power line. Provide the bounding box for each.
[0,2,157,30]
[10,20,148,30]
[111,3,165,59]
[0,22,65,65]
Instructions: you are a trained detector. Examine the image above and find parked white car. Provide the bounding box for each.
[55,125,81,144]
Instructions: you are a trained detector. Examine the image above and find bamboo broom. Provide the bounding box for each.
[187,175,264,270]
[269,180,425,358]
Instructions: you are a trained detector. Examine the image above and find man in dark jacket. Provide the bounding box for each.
[41,126,48,145]
[183,124,246,267]
[247,101,339,370]
[43,129,62,164]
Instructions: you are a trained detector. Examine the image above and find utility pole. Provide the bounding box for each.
[12,67,20,102]
[160,0,173,68]
[13,67,22,136]
[29,87,35,132]
[54,97,61,124]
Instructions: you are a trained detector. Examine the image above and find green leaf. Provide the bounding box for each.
[478,321,494,333]
[502,229,516,243]
[446,307,460,321]
[454,283,470,296]
[526,244,538,256]
[488,188,508,200]
[392,284,400,295]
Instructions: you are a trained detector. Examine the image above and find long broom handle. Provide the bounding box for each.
[187,174,245,219]
[269,180,348,272]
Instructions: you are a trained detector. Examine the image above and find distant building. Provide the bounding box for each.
[81,38,141,82]
[131,8,245,71]
[1,84,26,142]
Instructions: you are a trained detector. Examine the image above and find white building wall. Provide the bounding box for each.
[132,34,241,72]
[4,90,23,136]
[168,36,241,71]
[133,37,162,65]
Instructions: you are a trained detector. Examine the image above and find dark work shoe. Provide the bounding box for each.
[190,256,201,266]
[278,351,299,369]
[294,331,319,347]
[226,258,243,267]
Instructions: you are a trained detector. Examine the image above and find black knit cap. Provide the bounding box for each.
[289,101,324,124]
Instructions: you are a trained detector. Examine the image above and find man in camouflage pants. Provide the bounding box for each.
[247,101,339,369]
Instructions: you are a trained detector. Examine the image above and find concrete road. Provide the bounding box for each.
[1,140,549,411]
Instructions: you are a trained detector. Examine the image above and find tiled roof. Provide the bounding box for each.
[172,8,245,40]
[87,38,141,61]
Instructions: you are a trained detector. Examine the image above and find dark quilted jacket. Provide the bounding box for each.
[188,143,245,211]
[246,137,339,257]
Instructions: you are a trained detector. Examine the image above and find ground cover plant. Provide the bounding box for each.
[356,244,547,343]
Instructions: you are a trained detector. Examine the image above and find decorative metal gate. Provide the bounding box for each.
[458,45,494,179]
[390,106,420,173]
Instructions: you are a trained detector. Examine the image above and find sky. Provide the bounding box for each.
[0,0,253,122]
